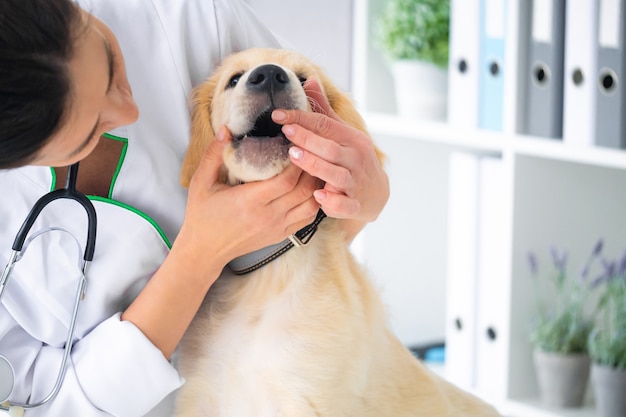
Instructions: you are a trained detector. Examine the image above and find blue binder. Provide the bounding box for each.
[478,0,507,131]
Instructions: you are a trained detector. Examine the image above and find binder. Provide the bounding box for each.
[562,0,598,146]
[473,156,512,400]
[478,0,506,131]
[594,0,626,149]
[447,0,480,128]
[445,152,480,389]
[523,0,566,139]
[478,0,530,133]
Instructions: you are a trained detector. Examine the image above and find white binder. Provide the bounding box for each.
[503,0,531,134]
[447,0,480,128]
[445,152,480,389]
[474,156,512,400]
[562,0,599,147]
[594,0,626,149]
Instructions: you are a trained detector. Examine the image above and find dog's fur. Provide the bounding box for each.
[175,48,500,417]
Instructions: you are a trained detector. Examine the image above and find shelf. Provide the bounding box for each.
[363,112,626,171]
[353,3,619,417]
[429,366,597,417]
[498,398,596,417]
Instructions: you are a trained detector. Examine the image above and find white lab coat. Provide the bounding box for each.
[0,0,280,415]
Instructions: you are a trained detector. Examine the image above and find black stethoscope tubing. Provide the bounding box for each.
[12,162,97,261]
[0,162,97,411]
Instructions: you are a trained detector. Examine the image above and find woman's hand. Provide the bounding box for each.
[178,128,321,273]
[271,78,389,240]
[124,130,320,359]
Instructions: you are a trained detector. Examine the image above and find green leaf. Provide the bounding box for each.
[375,0,450,68]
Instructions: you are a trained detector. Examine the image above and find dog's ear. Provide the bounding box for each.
[180,78,218,188]
[319,73,386,165]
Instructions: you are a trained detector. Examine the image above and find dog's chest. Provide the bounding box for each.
[196,262,326,415]
[179,222,363,416]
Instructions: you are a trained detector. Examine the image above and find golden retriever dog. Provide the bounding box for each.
[175,48,500,417]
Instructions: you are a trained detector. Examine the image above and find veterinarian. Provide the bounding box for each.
[0,0,389,416]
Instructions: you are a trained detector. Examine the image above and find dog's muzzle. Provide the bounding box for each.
[233,65,295,145]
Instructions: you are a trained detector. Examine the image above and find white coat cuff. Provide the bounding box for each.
[72,313,184,417]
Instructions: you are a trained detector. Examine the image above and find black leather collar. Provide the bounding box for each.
[227,209,327,275]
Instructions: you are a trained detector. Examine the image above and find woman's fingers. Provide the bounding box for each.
[281,171,322,234]
[288,144,352,192]
[188,126,229,191]
[313,189,360,219]
[271,89,389,223]
[263,165,321,233]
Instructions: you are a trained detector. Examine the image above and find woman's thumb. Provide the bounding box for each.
[189,126,229,188]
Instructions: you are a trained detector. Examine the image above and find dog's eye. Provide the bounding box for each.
[227,73,243,89]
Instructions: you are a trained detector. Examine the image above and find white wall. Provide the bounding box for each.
[244,0,354,92]
[361,138,450,347]
[352,0,397,112]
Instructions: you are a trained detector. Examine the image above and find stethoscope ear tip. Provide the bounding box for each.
[0,355,15,404]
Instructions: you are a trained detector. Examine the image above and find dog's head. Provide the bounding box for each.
[180,48,370,186]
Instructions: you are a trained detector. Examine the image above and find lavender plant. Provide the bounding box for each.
[527,240,603,354]
[588,249,626,370]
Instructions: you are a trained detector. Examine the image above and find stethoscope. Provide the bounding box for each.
[0,163,97,415]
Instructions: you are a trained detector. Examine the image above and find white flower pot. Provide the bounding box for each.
[533,349,590,408]
[592,363,626,417]
[391,60,448,121]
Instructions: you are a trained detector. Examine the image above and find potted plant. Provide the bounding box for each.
[588,248,626,417]
[526,240,602,407]
[374,0,449,120]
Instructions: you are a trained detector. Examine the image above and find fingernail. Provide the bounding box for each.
[282,125,295,137]
[289,146,304,160]
[272,110,287,122]
[314,190,327,201]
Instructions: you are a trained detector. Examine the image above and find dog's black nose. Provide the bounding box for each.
[247,64,289,93]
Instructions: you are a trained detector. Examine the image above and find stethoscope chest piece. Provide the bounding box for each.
[0,354,15,403]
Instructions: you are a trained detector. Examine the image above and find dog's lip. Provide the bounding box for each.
[233,109,290,145]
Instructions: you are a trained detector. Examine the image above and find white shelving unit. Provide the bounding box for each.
[497,398,596,417]
[364,112,626,171]
[359,112,626,417]
[352,1,626,417]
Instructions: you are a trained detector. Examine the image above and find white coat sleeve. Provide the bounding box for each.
[0,304,182,417]
[0,2,283,416]
[0,192,183,417]
[71,314,184,416]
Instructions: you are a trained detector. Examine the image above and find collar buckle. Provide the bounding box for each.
[287,234,308,248]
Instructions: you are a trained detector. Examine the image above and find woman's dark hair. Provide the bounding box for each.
[0,0,83,168]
